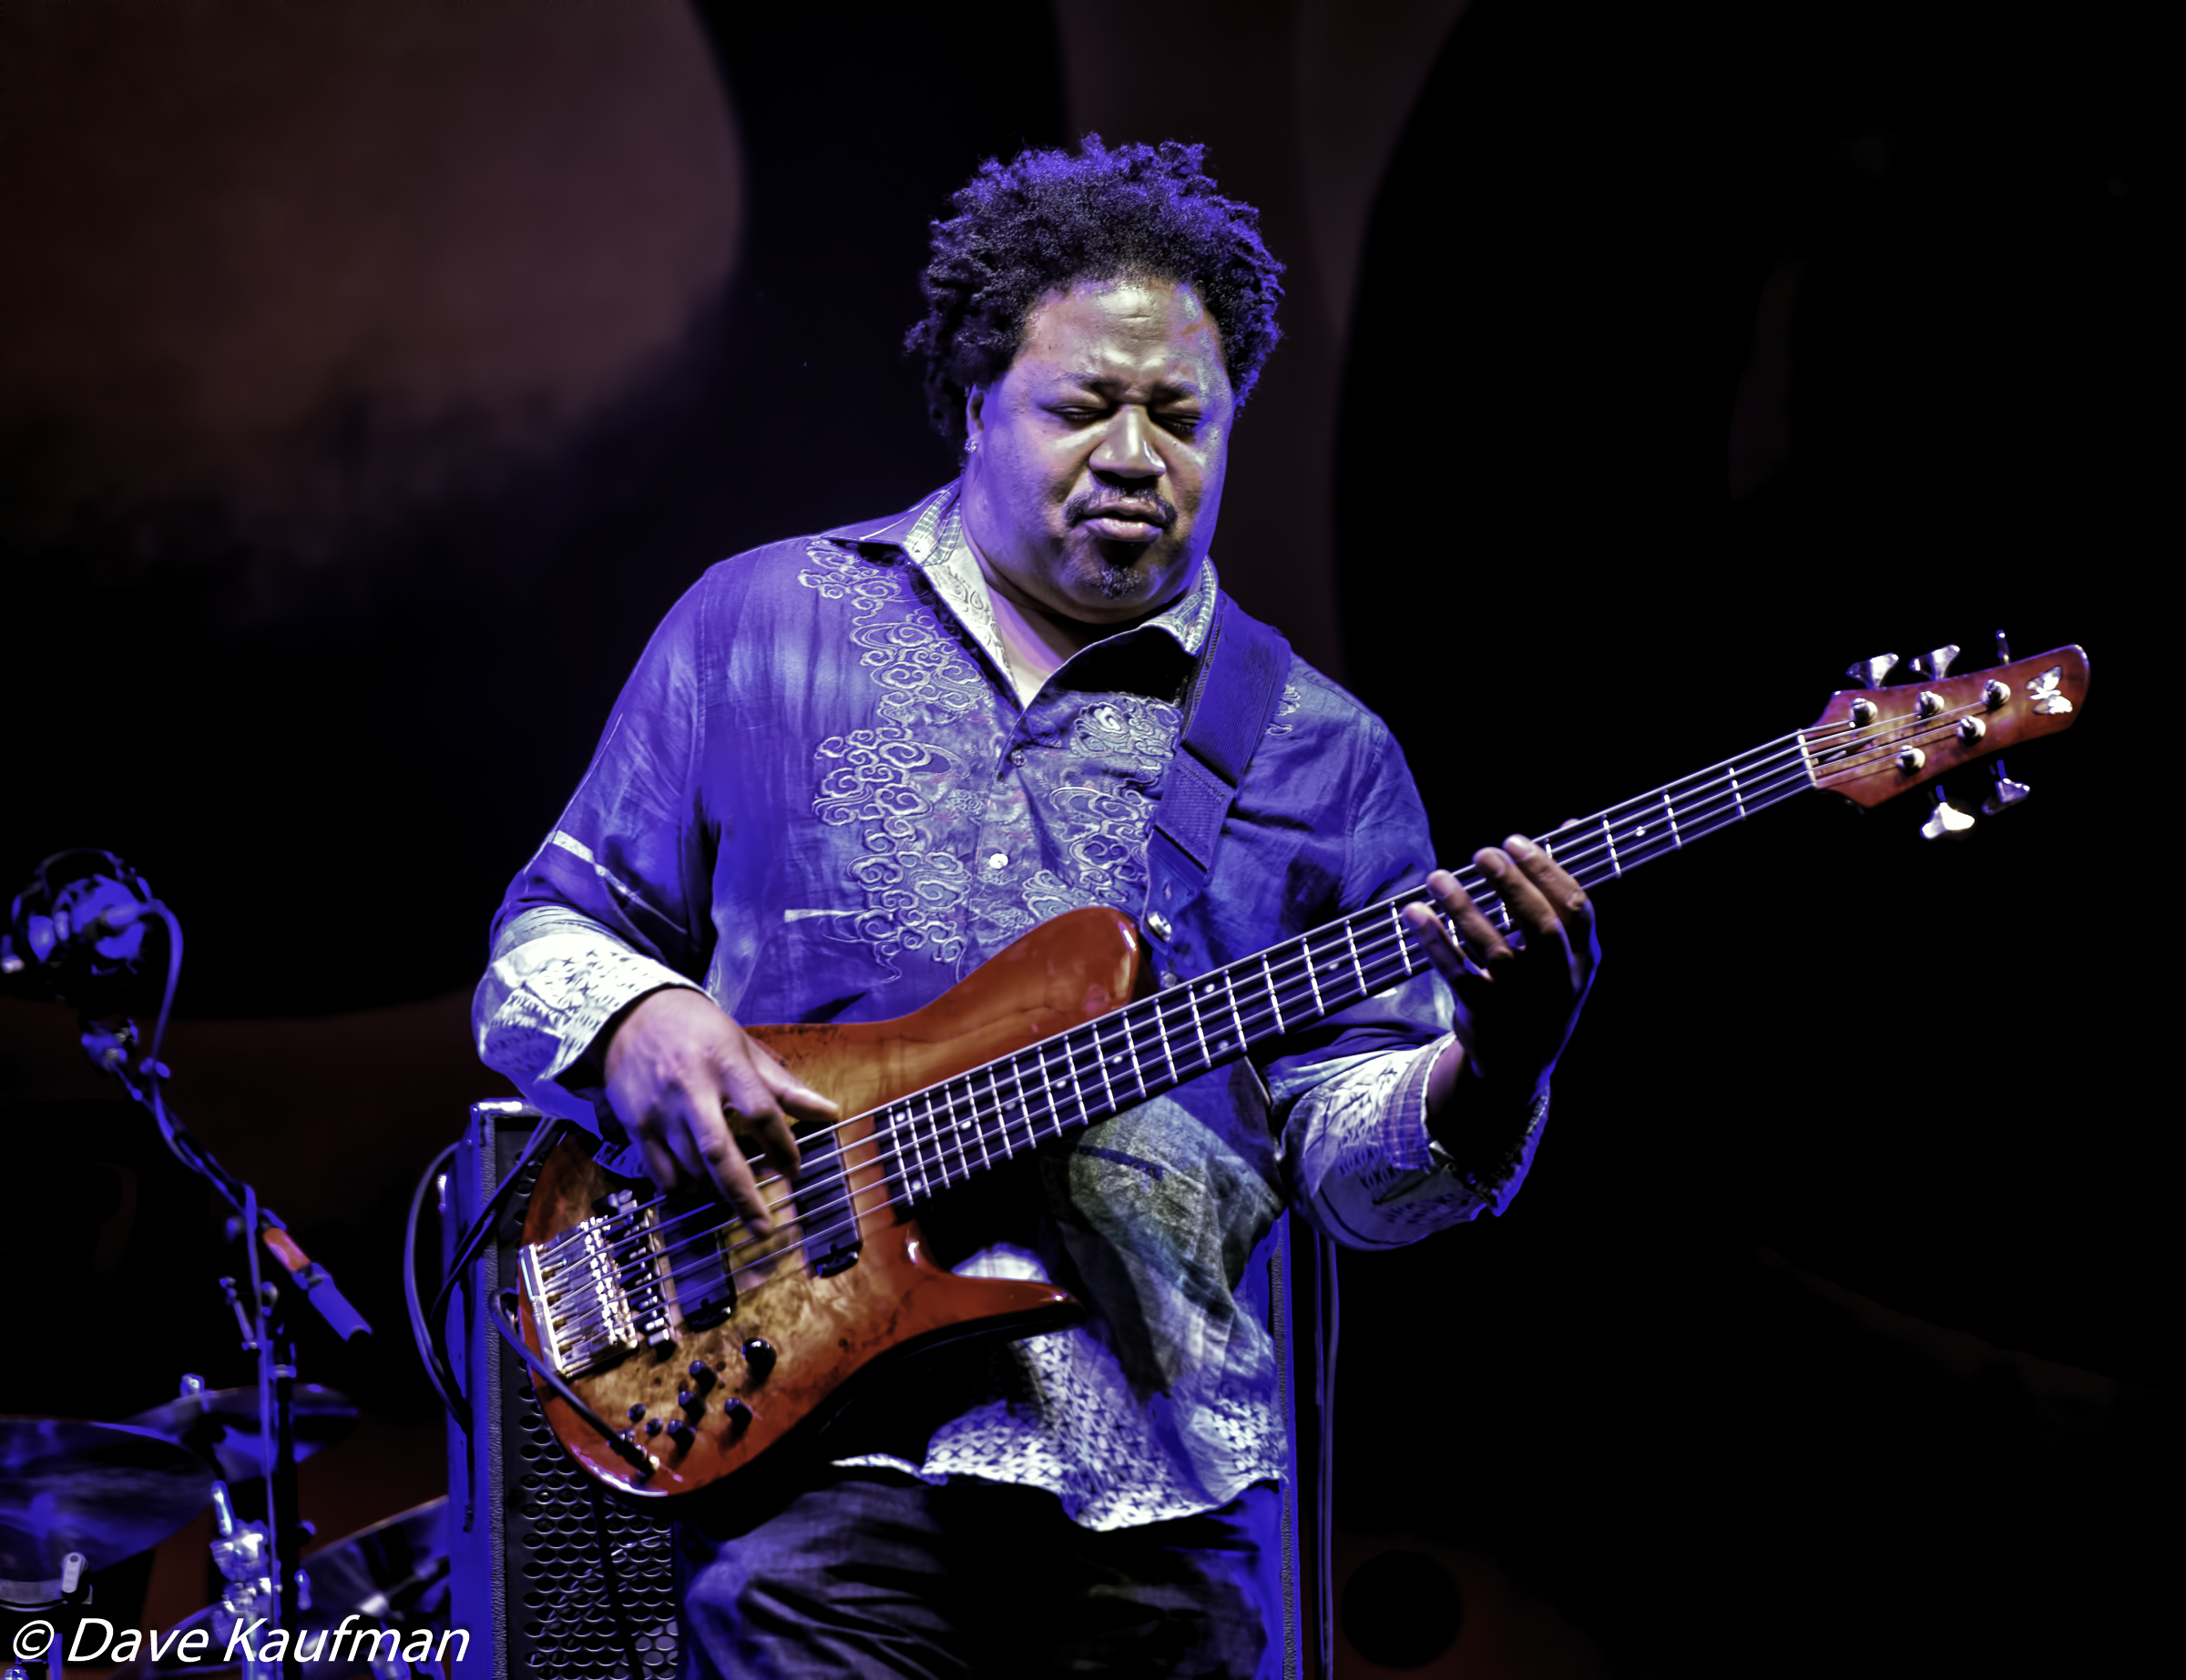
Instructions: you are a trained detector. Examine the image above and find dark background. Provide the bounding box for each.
[2,3,2164,1675]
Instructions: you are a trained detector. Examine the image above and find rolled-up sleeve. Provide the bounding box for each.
[1253,715,1549,1247]
[1277,1033,1549,1248]
[471,584,714,1128]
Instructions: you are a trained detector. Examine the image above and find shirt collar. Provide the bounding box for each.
[823,481,1220,668]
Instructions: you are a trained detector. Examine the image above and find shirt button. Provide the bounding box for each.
[1009,748,1027,766]
[987,852,1009,871]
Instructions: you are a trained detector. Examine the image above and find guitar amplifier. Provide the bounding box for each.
[444,1101,680,1680]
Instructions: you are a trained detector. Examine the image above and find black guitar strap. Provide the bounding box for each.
[1139,592,1292,984]
[1138,595,1337,1680]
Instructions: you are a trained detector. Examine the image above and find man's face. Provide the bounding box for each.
[961,275,1235,626]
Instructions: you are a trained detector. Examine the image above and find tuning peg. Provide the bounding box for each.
[1980,758,2030,815]
[1846,653,1899,689]
[1907,642,1961,681]
[1920,784,1977,840]
[1993,629,2010,663]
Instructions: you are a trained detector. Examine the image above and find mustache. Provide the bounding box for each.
[1066,487,1177,530]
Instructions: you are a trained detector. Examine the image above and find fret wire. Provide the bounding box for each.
[1342,917,1368,991]
[1013,1056,1042,1150]
[901,1094,925,1196]
[1069,1038,1093,1128]
[1091,1015,1119,1113]
[948,1080,977,1177]
[964,1079,991,1173]
[946,1083,975,1176]
[1222,969,1248,1053]
[884,1106,914,1199]
[1260,952,1285,1035]
[1187,982,1213,1066]
[905,1094,931,1196]
[1040,1040,1075,1135]
[1009,1057,1036,1150]
[1028,1042,1058,1142]
[983,1066,1011,1165]
[1149,991,1180,1085]
[924,1089,949,1192]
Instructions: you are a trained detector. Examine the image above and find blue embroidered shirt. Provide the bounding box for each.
[473,483,1543,1530]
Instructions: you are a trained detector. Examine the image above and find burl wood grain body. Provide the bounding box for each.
[1808,644,2089,807]
[519,905,1144,1499]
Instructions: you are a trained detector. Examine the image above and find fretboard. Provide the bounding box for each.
[878,726,1827,1199]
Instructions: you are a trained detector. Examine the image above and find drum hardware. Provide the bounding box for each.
[4,851,376,1676]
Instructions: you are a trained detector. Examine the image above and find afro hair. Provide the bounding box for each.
[904,136,1285,442]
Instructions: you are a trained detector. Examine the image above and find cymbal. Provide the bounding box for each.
[112,1497,448,1679]
[0,1418,213,1583]
[299,1496,449,1630]
[123,1384,359,1483]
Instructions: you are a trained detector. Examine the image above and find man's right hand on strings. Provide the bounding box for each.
[602,988,839,1234]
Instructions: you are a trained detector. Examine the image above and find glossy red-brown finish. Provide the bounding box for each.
[519,905,1143,1499]
[1803,644,2089,808]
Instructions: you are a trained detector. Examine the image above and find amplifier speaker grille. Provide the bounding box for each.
[448,1102,679,1680]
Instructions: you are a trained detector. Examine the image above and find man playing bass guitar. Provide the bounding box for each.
[474,137,1599,1680]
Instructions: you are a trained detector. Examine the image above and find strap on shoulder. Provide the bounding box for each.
[1139,595,1292,983]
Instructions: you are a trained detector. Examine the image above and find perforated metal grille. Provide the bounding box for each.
[498,1135,679,1678]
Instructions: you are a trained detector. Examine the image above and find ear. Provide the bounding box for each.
[963,385,986,453]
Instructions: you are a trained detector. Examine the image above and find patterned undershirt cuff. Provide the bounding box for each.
[1377,1033,1455,1174]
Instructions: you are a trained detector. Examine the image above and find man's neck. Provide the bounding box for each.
[962,533,1195,709]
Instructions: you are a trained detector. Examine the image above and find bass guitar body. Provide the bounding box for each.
[516,906,1143,1499]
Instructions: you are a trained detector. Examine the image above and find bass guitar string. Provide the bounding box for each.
[554,748,1803,1337]
[542,708,1996,1335]
[549,695,1984,1288]
[539,917,1442,1339]
[547,741,1834,1325]
[542,748,1835,1326]
[554,723,1834,1274]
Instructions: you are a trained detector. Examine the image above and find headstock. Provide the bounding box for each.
[1803,643,2089,810]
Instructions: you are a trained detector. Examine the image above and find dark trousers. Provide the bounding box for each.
[677,1470,1286,1679]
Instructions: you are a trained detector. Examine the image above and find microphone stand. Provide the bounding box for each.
[80,1018,372,1680]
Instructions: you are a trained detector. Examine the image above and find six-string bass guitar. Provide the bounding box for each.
[505,639,2089,1497]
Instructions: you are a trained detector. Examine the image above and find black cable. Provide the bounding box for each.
[403,1141,464,1422]
[425,1115,568,1423]
[490,1288,654,1481]
[587,1482,650,1680]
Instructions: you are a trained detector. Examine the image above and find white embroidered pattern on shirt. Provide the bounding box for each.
[801,537,994,976]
